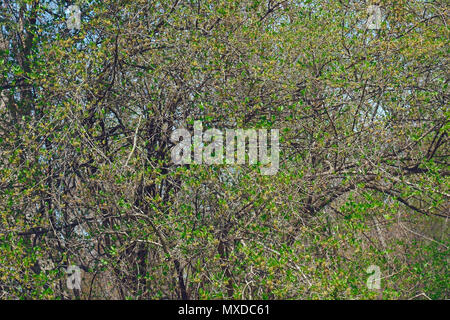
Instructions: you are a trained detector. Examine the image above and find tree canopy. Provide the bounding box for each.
[0,0,448,299]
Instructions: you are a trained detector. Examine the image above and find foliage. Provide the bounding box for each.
[0,0,448,299]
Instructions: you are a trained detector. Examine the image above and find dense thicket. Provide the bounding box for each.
[0,0,448,299]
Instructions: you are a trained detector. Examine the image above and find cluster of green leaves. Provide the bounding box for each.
[0,0,448,299]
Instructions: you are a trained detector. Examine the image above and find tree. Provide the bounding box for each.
[0,0,448,299]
